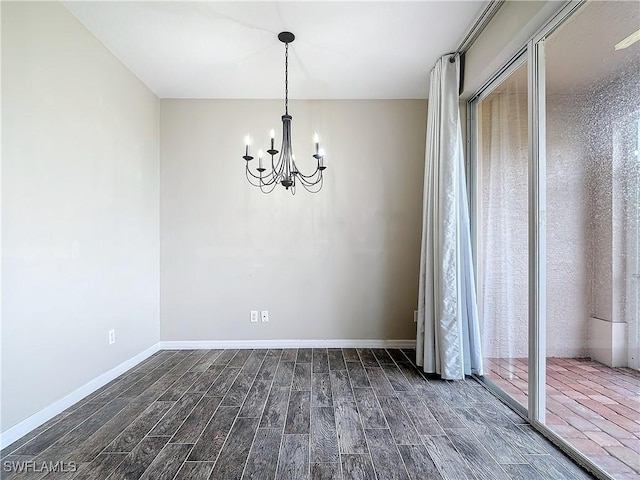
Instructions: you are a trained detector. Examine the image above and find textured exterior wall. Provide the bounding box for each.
[479,91,590,358]
[546,95,591,357]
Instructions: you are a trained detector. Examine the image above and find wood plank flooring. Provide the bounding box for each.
[1,349,596,480]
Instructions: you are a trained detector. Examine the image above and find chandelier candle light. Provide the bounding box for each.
[242,32,327,194]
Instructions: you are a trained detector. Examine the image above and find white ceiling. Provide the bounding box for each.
[62,1,486,99]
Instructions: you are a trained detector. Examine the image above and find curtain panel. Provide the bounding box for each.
[416,54,483,379]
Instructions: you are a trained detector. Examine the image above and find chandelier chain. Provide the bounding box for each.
[285,42,289,115]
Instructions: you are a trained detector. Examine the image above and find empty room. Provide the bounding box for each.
[1,1,638,479]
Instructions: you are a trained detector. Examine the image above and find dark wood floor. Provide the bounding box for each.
[1,348,596,480]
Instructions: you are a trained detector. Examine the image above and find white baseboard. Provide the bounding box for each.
[0,343,160,450]
[159,339,417,350]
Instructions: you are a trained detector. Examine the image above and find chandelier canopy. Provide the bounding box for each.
[242,32,326,194]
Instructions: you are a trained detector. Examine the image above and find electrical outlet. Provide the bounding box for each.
[261,311,269,323]
[250,311,259,323]
[108,329,116,345]
[414,310,418,323]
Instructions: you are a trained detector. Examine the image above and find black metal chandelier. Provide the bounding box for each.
[242,32,326,194]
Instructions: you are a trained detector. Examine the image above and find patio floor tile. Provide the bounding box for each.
[486,357,640,477]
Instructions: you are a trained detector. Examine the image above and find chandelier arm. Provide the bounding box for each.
[291,157,301,176]
[308,176,324,192]
[245,166,264,187]
[269,170,284,187]
[245,165,263,180]
[261,164,281,184]
[271,141,289,179]
[246,165,274,184]
[295,166,322,182]
[297,175,322,188]
[260,180,279,194]
[273,153,286,178]
[246,164,281,187]
[300,171,324,186]
[294,166,321,180]
[259,171,281,186]
[297,175,324,193]
[248,168,280,188]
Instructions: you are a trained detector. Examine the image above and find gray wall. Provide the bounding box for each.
[160,99,426,342]
[1,2,160,431]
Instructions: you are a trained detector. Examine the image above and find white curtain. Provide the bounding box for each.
[416,54,483,379]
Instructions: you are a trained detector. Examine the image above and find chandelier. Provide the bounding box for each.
[242,32,326,194]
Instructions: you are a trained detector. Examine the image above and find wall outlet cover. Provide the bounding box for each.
[250,311,259,323]
[108,329,116,345]
[261,311,269,323]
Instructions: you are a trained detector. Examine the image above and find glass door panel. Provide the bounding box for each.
[627,118,640,371]
[632,118,640,371]
[543,1,640,476]
[476,59,529,409]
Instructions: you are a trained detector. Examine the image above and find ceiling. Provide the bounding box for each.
[62,1,486,100]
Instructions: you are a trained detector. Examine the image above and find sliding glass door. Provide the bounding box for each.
[470,1,640,478]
